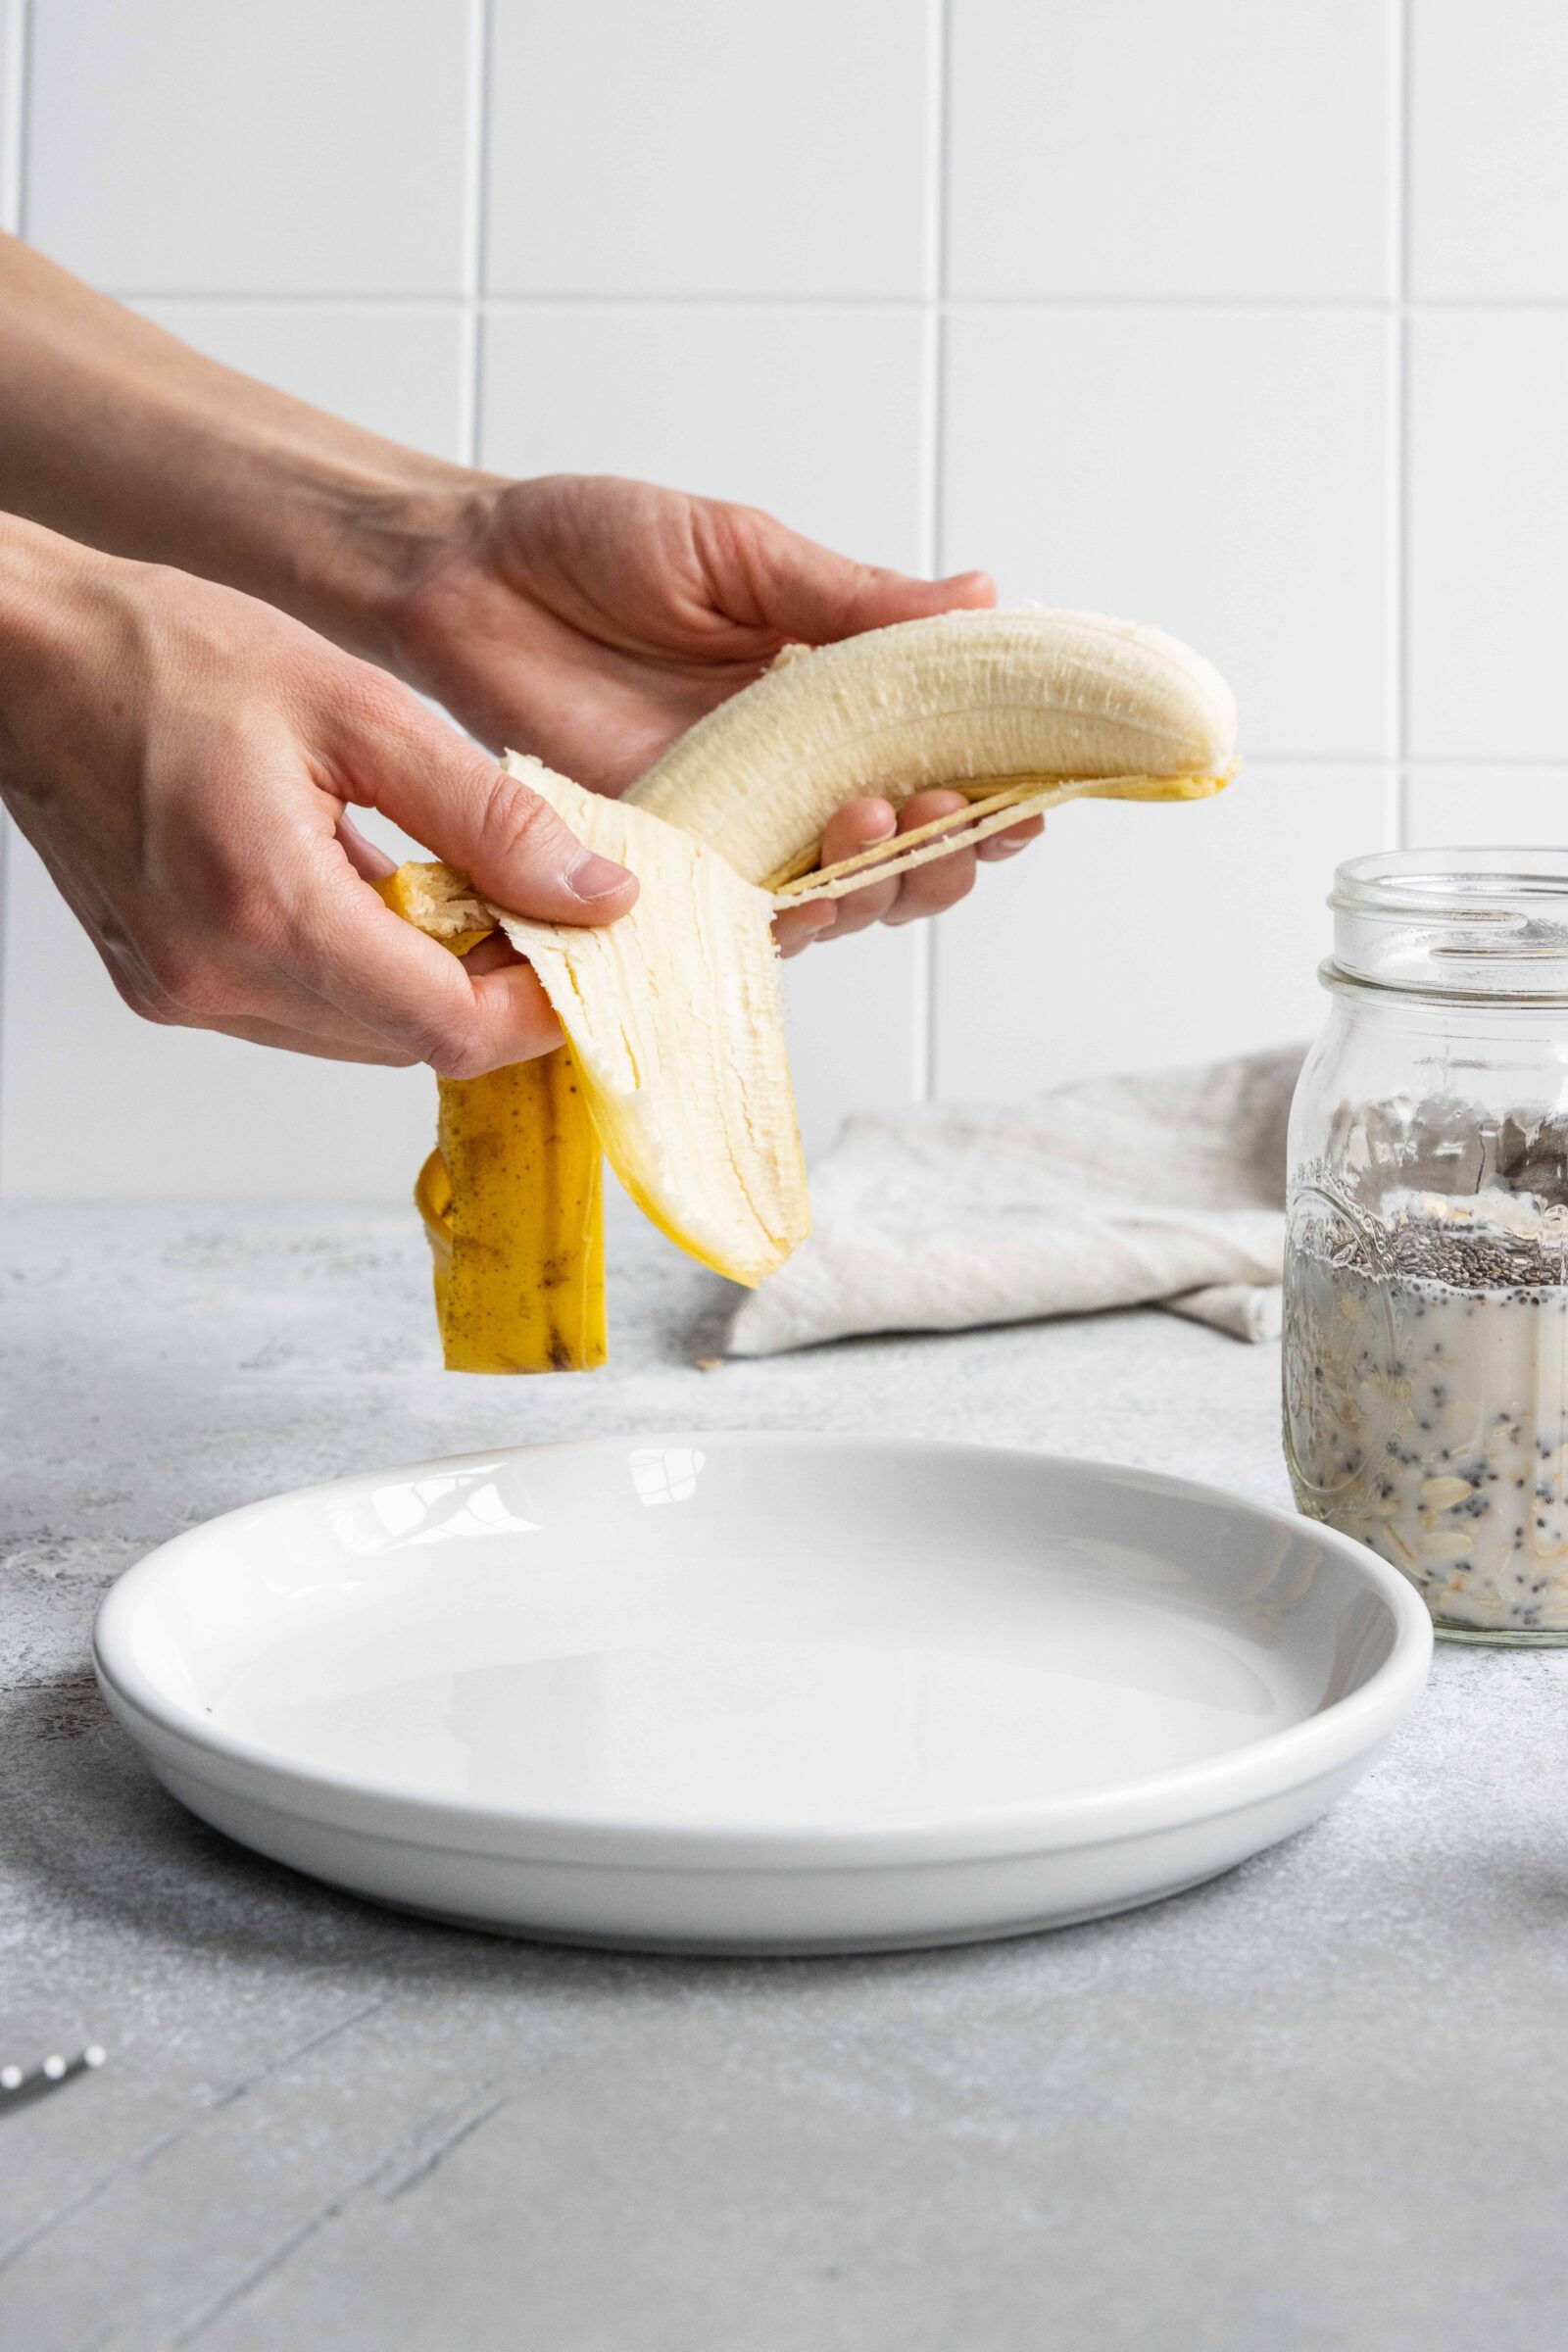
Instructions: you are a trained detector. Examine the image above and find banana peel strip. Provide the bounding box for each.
[492,757,808,1287]
[770,766,1236,904]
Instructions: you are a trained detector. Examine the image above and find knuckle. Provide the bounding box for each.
[138,939,199,1006]
[205,870,278,958]
[116,979,173,1027]
[333,657,415,735]
[473,773,560,875]
[98,943,173,1025]
[425,1021,495,1082]
[174,826,286,960]
[141,941,237,1020]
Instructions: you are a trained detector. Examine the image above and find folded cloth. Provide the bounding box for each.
[726,1044,1306,1357]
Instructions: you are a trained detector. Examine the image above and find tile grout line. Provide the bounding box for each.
[0,0,34,1198]
[457,0,494,466]
[85,290,1568,315]
[912,0,951,1108]
[1393,0,1414,849]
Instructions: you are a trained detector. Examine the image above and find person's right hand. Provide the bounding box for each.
[0,521,637,1072]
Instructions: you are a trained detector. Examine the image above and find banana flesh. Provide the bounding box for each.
[627,608,1237,884]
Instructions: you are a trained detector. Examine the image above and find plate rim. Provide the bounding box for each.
[92,1430,1434,1870]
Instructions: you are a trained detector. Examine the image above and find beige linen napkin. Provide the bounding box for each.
[726,1045,1306,1357]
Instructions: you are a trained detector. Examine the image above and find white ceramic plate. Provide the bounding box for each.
[94,1432,1432,1954]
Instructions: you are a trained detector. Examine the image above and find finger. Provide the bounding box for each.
[339,898,564,1073]
[334,679,638,926]
[811,796,906,941]
[715,506,997,647]
[975,812,1046,863]
[882,790,977,927]
[198,1012,419,1066]
[122,906,438,1063]
[464,961,564,1063]
[461,930,522,975]
[356,896,562,1062]
[334,812,397,884]
[771,796,899,955]
[253,834,564,1077]
[773,903,838,959]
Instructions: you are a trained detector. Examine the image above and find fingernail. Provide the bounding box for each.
[567,850,632,903]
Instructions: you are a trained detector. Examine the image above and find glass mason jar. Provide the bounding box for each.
[1284,848,1568,1644]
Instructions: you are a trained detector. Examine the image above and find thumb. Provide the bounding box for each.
[728,510,996,647]
[345,691,638,924]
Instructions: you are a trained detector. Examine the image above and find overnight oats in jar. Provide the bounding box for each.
[1284,849,1568,1642]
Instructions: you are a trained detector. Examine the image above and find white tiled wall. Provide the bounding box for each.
[947,0,1393,299]
[2,1,1566,1197]
[485,0,932,300]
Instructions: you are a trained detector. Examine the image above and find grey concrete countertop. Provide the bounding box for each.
[3,1199,1564,2352]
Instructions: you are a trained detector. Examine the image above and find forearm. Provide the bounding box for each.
[0,232,479,664]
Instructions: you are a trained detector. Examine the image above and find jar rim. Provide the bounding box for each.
[1332,846,1568,919]
[1329,847,1568,1000]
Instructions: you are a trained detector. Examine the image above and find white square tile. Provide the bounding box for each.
[135,303,467,463]
[1404,769,1568,847]
[943,309,1389,760]
[485,0,928,297]
[26,0,471,293]
[948,0,1391,299]
[480,306,927,571]
[0,828,439,1200]
[1408,314,1568,760]
[932,766,1390,1102]
[1411,0,1568,298]
[785,927,921,1161]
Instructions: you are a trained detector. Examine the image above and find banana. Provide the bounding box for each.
[381,608,1238,1370]
[627,607,1236,883]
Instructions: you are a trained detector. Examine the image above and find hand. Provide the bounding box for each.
[0,250,1039,961]
[379,474,1044,956]
[0,519,636,1074]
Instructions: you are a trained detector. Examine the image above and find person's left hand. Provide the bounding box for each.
[378,473,1043,956]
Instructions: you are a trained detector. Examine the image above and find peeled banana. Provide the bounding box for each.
[628,606,1235,884]
[383,607,1238,1371]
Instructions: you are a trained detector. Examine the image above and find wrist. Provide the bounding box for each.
[0,518,128,816]
[294,464,505,674]
[0,512,116,702]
